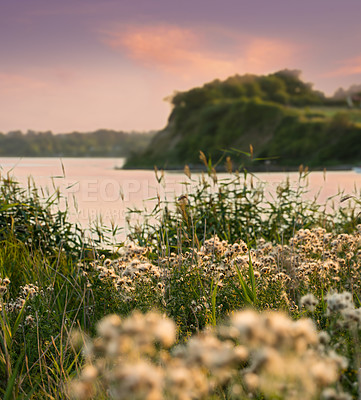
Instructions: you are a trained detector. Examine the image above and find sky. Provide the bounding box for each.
[1,0,361,134]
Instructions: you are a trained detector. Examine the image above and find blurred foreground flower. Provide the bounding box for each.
[69,309,346,400]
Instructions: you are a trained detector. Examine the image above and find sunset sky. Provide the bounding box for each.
[2,0,361,133]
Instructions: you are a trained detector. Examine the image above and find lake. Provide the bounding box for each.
[1,157,360,240]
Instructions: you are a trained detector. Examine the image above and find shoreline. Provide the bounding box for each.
[0,156,358,173]
[120,163,358,173]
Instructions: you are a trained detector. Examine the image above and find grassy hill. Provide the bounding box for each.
[124,70,361,169]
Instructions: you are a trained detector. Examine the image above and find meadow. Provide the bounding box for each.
[1,157,361,399]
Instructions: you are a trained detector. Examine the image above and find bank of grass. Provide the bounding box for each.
[301,106,361,126]
[0,165,361,399]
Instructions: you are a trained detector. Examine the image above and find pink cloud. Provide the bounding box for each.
[105,25,198,67]
[242,38,295,74]
[101,24,296,81]
[0,68,81,95]
[0,73,48,94]
[325,56,361,77]
[102,24,234,80]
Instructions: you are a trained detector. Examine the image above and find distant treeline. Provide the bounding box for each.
[0,129,155,157]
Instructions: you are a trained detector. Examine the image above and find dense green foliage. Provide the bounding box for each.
[125,70,361,169]
[0,129,154,157]
[0,177,82,256]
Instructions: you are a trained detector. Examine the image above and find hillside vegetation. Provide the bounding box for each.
[125,70,361,169]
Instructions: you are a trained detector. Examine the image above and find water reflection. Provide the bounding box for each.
[0,157,360,241]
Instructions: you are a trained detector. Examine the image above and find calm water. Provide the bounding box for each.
[1,157,360,239]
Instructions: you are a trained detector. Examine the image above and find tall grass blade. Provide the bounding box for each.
[3,352,24,400]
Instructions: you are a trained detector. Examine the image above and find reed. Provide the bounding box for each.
[0,166,360,399]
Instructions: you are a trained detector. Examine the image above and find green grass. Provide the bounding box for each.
[0,166,360,399]
[300,106,361,126]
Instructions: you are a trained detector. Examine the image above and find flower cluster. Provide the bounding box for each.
[324,291,361,329]
[6,283,39,313]
[0,276,10,297]
[81,227,361,301]
[78,227,361,331]
[163,228,359,296]
[81,244,162,297]
[69,310,346,400]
